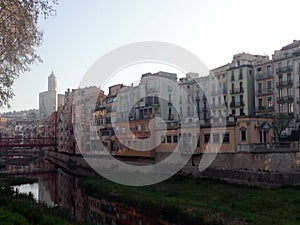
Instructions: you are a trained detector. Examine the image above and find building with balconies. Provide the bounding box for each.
[209,64,228,121]
[273,40,300,117]
[178,73,209,125]
[227,53,268,117]
[254,58,275,117]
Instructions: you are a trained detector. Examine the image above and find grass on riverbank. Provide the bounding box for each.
[0,176,92,225]
[79,175,300,225]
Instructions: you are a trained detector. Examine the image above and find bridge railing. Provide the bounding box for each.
[0,137,56,147]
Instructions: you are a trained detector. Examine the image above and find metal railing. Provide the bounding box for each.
[237,142,291,152]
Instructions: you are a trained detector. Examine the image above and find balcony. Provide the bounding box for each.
[276,80,293,88]
[276,65,293,74]
[256,72,273,80]
[230,101,244,108]
[276,95,294,102]
[256,88,274,96]
[255,106,274,112]
[211,89,228,96]
[230,87,244,94]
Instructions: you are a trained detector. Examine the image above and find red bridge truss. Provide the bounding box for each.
[0,137,56,148]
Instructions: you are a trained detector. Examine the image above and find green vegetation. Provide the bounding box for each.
[79,175,300,225]
[0,176,87,225]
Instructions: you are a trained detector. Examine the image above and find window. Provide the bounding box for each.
[257,67,262,77]
[231,71,234,81]
[161,136,165,143]
[278,89,282,97]
[213,134,219,143]
[267,65,271,75]
[239,68,243,79]
[258,83,262,93]
[240,108,244,115]
[187,106,190,116]
[173,135,178,143]
[288,88,292,96]
[204,134,210,143]
[145,124,149,133]
[288,103,293,114]
[279,103,284,113]
[179,95,182,104]
[167,135,172,143]
[154,96,159,104]
[287,73,292,81]
[223,133,230,143]
[258,98,263,107]
[135,124,141,132]
[240,95,243,104]
[241,130,246,141]
[121,127,126,134]
[268,97,272,108]
[267,80,272,92]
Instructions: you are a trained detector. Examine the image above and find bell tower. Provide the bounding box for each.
[48,70,57,92]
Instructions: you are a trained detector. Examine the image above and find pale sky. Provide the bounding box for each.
[1,0,300,112]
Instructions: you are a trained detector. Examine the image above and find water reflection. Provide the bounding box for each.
[7,159,175,225]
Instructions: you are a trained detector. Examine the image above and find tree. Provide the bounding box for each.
[0,0,57,107]
[273,113,295,141]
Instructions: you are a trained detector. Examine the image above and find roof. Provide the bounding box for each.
[281,40,300,51]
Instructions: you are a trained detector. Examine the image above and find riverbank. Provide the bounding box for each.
[0,174,37,186]
[0,175,91,225]
[79,175,300,225]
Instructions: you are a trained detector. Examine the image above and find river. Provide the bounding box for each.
[7,157,175,225]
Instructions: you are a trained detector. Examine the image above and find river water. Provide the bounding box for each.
[8,158,175,225]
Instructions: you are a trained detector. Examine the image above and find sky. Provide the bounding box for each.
[1,0,300,112]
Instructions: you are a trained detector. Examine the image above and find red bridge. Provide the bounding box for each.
[0,137,56,148]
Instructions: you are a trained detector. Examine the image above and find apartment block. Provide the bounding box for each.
[227,53,269,117]
[209,64,228,121]
[254,57,276,117]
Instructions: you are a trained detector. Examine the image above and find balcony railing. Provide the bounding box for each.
[230,87,244,94]
[255,106,274,112]
[276,95,294,102]
[230,101,244,108]
[211,89,227,95]
[276,65,293,74]
[276,79,293,88]
[237,142,291,152]
[256,72,273,80]
[256,88,274,95]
